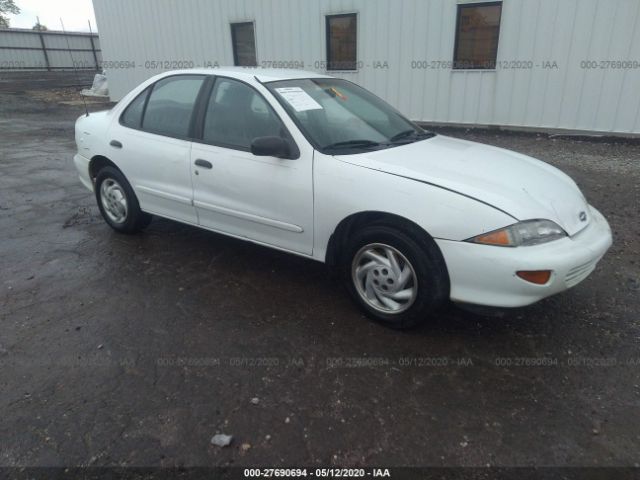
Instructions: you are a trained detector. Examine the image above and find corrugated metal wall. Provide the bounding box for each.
[0,28,101,70]
[93,0,640,134]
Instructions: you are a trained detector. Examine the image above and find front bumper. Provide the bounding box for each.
[435,205,612,307]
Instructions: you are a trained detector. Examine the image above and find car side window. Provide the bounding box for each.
[202,78,284,150]
[141,75,205,138]
[120,87,149,129]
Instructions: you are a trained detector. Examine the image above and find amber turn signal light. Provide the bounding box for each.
[516,270,552,285]
[472,229,512,246]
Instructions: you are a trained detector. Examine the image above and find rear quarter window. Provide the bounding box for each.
[120,87,150,129]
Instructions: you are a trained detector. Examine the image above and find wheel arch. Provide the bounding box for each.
[89,155,122,182]
[325,211,448,276]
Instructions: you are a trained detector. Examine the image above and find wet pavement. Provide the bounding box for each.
[1,73,639,468]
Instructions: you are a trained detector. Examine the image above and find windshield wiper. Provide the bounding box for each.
[389,129,435,143]
[323,139,381,150]
[323,131,435,152]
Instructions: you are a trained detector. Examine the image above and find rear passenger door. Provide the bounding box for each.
[109,74,206,223]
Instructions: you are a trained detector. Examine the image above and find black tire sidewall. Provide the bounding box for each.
[95,167,146,233]
[342,225,448,329]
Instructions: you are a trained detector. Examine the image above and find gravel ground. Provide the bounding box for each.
[0,73,639,470]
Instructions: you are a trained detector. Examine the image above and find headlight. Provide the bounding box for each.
[467,220,567,247]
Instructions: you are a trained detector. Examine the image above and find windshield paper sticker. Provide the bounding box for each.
[275,87,323,112]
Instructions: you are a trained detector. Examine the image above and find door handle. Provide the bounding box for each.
[110,140,123,149]
[194,159,213,169]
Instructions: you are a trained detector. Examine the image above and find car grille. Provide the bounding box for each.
[565,258,600,288]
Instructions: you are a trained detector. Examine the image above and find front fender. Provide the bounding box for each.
[312,152,515,262]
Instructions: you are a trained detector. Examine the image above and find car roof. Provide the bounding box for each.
[166,67,334,83]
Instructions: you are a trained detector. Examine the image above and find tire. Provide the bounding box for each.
[95,166,152,234]
[342,224,449,329]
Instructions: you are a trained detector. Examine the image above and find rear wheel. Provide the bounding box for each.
[342,225,449,329]
[95,166,151,233]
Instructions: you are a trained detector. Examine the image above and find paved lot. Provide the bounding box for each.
[1,73,639,468]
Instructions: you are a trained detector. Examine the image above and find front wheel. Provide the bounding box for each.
[95,166,151,233]
[343,225,449,329]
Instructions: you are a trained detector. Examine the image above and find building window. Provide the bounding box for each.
[453,2,502,70]
[326,13,357,71]
[231,22,257,67]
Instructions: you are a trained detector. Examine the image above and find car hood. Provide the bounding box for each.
[336,135,590,236]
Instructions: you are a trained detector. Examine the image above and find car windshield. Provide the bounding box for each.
[266,78,435,154]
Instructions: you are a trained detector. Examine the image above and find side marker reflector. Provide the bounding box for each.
[516,270,552,285]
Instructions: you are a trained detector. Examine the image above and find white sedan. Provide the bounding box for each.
[73,68,612,328]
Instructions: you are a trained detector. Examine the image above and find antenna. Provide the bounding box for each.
[60,18,90,117]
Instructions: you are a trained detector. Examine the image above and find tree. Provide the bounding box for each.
[0,0,20,28]
[33,21,47,31]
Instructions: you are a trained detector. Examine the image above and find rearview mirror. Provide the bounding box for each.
[250,136,292,159]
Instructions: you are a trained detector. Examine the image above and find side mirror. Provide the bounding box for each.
[250,136,292,159]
